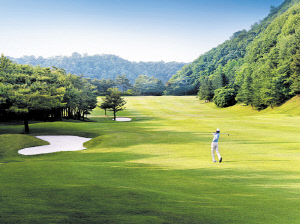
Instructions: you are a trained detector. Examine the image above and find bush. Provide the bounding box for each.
[121,89,134,96]
[213,88,237,107]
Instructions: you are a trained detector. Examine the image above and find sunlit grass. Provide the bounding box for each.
[0,96,299,223]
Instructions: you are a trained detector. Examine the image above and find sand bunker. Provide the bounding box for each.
[18,136,92,155]
[114,117,132,121]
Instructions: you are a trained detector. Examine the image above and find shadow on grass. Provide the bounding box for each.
[0,120,100,138]
[89,115,163,123]
[84,128,212,150]
[29,151,160,164]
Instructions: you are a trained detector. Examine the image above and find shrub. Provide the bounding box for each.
[213,88,237,107]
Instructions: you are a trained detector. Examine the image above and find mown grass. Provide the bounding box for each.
[0,96,299,223]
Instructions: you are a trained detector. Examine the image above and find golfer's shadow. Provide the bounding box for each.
[222,160,239,163]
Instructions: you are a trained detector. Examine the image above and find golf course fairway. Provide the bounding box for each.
[0,96,299,223]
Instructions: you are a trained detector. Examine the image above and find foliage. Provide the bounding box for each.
[132,75,165,96]
[10,53,186,84]
[0,55,98,132]
[167,0,300,108]
[115,74,132,92]
[100,88,126,120]
[290,50,300,94]
[99,99,111,116]
[88,78,115,96]
[236,2,300,109]
[165,75,197,95]
[213,87,237,107]
[198,77,214,101]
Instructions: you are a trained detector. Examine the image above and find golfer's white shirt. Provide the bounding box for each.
[212,133,220,143]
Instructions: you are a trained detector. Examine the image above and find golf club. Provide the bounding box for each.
[220,133,229,136]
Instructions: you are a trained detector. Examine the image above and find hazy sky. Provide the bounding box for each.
[1,0,284,62]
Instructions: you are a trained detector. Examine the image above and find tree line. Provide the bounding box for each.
[0,54,98,133]
[10,53,186,85]
[88,74,166,96]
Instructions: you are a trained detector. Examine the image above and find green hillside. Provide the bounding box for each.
[236,2,300,109]
[167,0,300,108]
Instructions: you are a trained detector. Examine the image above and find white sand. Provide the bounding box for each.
[113,117,132,121]
[18,136,92,155]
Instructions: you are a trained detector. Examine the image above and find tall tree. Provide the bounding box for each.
[4,68,65,133]
[102,88,126,121]
[115,74,132,92]
[99,100,111,116]
[198,77,214,102]
[290,50,300,94]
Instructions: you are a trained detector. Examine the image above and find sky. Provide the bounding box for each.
[1,0,285,62]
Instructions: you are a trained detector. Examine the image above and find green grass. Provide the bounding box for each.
[0,96,299,223]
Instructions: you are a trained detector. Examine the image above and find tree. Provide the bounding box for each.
[6,73,65,133]
[165,76,197,95]
[290,50,300,95]
[91,78,115,96]
[115,74,132,92]
[99,100,111,116]
[61,71,98,120]
[132,75,165,96]
[102,88,126,120]
[77,80,98,120]
[213,88,237,108]
[0,55,98,132]
[198,77,214,102]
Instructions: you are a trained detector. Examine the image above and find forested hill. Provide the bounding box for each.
[166,0,300,98]
[10,53,186,84]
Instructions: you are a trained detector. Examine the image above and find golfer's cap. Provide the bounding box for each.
[216,128,220,132]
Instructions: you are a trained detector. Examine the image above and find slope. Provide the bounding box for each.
[166,0,300,96]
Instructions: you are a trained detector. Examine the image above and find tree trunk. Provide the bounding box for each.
[67,107,71,118]
[113,108,116,121]
[77,110,81,120]
[24,118,30,134]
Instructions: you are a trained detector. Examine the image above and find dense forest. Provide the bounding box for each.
[10,53,186,85]
[167,0,300,109]
[0,54,98,133]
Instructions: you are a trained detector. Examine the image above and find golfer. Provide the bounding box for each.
[211,128,222,163]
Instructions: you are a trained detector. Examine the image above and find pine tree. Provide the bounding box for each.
[102,88,126,121]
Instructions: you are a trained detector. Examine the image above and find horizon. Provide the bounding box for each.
[8,52,189,64]
[1,0,284,63]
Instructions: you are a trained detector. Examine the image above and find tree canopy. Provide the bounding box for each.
[0,55,98,132]
[132,75,165,96]
[10,53,186,85]
[100,88,126,121]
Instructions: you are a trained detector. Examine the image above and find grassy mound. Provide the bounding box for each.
[0,134,48,162]
[262,95,300,115]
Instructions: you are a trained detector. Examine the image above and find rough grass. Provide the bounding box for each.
[0,96,299,223]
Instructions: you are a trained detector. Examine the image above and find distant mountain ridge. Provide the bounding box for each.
[10,53,186,84]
